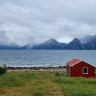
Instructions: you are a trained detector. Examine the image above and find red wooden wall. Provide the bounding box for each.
[70,61,95,78]
[66,61,95,78]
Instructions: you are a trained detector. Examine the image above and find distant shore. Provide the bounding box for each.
[7,66,66,72]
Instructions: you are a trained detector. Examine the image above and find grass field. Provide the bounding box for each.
[0,71,96,96]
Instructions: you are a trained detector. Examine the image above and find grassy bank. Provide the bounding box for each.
[0,71,96,96]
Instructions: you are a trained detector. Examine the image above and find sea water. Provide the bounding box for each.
[0,50,96,67]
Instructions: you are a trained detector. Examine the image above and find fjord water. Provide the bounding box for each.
[0,50,96,67]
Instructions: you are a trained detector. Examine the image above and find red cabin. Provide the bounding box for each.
[66,58,95,78]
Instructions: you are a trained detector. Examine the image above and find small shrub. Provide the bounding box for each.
[55,72,60,77]
[0,64,7,75]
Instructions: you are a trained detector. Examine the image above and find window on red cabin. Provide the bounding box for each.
[83,67,88,74]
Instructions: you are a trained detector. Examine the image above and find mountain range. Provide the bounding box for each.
[0,35,96,50]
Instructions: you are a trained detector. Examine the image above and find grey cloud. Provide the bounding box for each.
[0,0,96,45]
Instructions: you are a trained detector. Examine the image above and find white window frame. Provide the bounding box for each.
[83,67,88,74]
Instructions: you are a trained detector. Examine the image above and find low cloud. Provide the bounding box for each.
[0,30,11,45]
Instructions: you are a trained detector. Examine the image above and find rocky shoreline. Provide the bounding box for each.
[7,66,66,72]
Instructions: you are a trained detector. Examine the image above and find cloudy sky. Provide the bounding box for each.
[0,0,96,46]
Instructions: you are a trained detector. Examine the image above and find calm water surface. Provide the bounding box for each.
[0,50,96,67]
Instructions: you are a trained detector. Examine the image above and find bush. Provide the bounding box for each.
[0,64,7,75]
[55,72,60,77]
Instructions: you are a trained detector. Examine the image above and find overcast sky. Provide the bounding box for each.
[0,0,96,46]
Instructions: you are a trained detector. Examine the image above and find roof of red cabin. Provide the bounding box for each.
[66,58,82,66]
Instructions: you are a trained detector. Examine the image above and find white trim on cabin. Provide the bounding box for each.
[70,61,82,67]
[82,67,88,74]
[70,61,95,68]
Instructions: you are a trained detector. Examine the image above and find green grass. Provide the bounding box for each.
[0,71,96,96]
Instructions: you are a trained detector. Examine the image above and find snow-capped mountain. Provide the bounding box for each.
[64,38,84,50]
[82,35,96,50]
[32,35,96,50]
[81,35,93,44]
[32,38,67,50]
[0,35,96,50]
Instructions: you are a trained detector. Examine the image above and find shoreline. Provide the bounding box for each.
[7,66,66,72]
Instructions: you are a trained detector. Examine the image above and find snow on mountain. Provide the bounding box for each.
[32,38,67,50]
[64,38,84,50]
[82,35,96,50]
[0,35,96,50]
